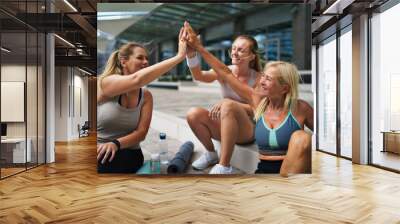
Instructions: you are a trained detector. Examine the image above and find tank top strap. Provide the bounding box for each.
[288,100,301,129]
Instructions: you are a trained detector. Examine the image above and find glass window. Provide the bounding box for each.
[371,3,400,171]
[339,27,352,158]
[1,31,27,177]
[317,35,337,154]
[27,31,38,169]
[0,2,46,179]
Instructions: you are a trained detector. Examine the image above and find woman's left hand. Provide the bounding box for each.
[177,27,188,59]
[97,142,118,164]
[184,21,202,50]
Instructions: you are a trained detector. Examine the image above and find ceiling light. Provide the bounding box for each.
[78,67,93,76]
[97,12,149,21]
[54,34,75,48]
[63,0,78,12]
[1,47,11,53]
[323,0,354,15]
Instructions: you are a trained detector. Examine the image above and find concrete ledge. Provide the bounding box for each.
[150,110,259,173]
[212,140,258,174]
[147,81,178,89]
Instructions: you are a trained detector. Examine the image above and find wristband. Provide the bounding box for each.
[186,53,200,68]
[111,139,121,151]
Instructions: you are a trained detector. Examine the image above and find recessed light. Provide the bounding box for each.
[1,47,11,53]
[63,0,78,12]
[54,34,75,48]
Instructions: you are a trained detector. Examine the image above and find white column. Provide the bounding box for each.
[46,1,55,163]
[311,45,317,151]
[46,33,55,163]
[352,14,369,164]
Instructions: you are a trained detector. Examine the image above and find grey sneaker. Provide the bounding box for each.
[192,151,219,170]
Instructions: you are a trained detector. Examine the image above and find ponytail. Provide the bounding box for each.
[98,50,122,91]
[98,42,145,91]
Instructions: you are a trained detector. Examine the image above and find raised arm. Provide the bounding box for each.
[184,22,255,107]
[186,47,217,83]
[99,28,187,101]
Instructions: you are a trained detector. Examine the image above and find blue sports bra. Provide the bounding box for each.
[255,109,301,156]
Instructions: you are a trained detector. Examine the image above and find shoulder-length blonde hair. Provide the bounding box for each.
[254,61,300,121]
[98,42,146,90]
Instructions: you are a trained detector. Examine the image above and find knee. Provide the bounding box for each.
[290,130,311,153]
[186,107,206,124]
[220,99,238,119]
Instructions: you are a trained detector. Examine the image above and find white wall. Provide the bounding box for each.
[55,67,69,141]
[54,67,89,141]
[1,64,46,164]
[1,65,37,137]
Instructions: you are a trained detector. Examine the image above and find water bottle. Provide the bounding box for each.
[159,132,168,172]
[150,153,160,174]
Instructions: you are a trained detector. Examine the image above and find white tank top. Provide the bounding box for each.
[220,65,258,103]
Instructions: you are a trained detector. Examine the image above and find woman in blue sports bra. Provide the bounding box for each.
[184,22,313,176]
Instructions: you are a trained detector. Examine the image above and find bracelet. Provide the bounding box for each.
[186,53,200,68]
[111,139,121,151]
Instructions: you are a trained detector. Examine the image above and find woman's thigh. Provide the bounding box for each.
[221,100,255,143]
[188,107,222,141]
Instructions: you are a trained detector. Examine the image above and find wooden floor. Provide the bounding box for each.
[1,135,400,223]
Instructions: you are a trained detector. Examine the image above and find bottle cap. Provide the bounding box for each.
[159,132,166,140]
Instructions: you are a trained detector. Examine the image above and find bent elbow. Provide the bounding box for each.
[138,130,149,142]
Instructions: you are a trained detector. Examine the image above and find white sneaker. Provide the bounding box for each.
[192,151,218,170]
[209,164,234,174]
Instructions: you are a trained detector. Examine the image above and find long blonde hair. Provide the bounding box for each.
[98,42,146,90]
[254,61,300,121]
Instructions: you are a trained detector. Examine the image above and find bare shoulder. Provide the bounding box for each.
[142,88,153,102]
[99,74,121,89]
[102,74,123,81]
[295,99,313,114]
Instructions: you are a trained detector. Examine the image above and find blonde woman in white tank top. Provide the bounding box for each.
[185,26,262,174]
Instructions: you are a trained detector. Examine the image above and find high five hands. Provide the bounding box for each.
[177,22,201,59]
[182,21,202,51]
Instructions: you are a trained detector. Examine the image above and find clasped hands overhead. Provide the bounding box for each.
[178,21,202,53]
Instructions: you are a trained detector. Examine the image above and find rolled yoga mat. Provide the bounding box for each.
[167,141,194,174]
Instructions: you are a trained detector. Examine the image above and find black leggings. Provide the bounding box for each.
[97,148,144,173]
[255,160,283,174]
